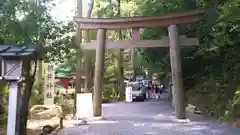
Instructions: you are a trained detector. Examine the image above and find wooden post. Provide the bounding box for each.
[168,24,186,119]
[93,29,106,117]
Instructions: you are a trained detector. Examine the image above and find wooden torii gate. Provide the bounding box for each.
[74,9,205,119]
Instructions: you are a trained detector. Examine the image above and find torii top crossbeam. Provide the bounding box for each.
[74,9,205,29]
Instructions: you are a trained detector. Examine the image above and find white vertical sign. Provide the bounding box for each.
[76,93,93,119]
[44,63,55,105]
[125,86,133,102]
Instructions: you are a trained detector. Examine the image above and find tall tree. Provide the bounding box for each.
[83,0,95,93]
[116,0,125,98]
[74,0,83,116]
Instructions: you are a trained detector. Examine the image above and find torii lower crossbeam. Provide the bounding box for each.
[81,36,198,50]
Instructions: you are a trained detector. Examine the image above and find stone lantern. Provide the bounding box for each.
[0,44,40,135]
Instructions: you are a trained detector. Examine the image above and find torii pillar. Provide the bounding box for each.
[74,9,205,118]
[92,29,106,116]
[168,25,185,118]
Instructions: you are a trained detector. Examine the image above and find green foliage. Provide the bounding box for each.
[29,81,44,107]
[133,0,240,121]
[197,0,240,120]
[0,82,7,125]
[93,0,143,101]
[138,0,200,73]
[0,0,77,131]
[55,95,73,118]
[0,0,76,63]
[102,84,115,103]
[184,0,240,121]
[0,106,7,126]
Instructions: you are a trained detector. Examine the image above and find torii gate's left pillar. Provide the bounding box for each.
[93,29,106,117]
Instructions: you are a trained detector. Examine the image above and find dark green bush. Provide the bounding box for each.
[55,95,73,118]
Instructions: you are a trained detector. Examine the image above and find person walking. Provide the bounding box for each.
[152,80,164,99]
[158,84,164,98]
[152,82,160,99]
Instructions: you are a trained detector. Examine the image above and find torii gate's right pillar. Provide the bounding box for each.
[168,24,186,119]
[93,28,106,117]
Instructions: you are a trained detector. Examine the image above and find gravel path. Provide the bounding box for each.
[58,98,240,135]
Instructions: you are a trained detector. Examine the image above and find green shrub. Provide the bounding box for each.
[0,82,7,126]
[0,108,7,125]
[102,84,114,103]
[55,95,73,118]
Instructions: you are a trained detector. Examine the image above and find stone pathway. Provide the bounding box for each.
[58,98,240,135]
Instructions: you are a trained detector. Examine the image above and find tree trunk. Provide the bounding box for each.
[83,53,91,92]
[131,50,136,81]
[116,0,125,99]
[35,61,43,93]
[18,60,36,135]
[74,0,83,116]
[131,28,139,82]
[83,0,94,93]
[36,61,42,83]
[91,55,95,88]
[117,49,124,99]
